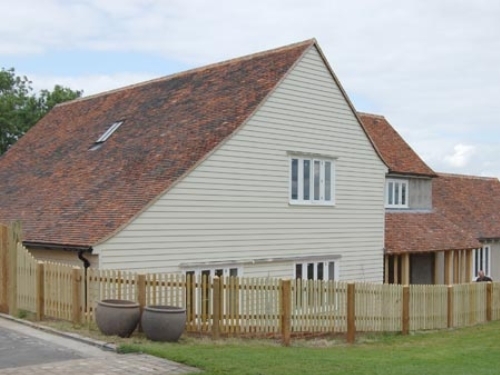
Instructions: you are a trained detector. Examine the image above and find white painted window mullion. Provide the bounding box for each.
[298,160,303,203]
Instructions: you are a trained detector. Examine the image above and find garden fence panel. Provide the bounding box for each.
[16,243,37,313]
[410,284,447,331]
[43,262,75,321]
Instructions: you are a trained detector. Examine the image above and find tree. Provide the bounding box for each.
[0,68,82,155]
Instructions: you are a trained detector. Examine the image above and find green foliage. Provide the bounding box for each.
[0,67,82,155]
[16,309,28,319]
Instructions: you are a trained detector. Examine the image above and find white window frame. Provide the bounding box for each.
[473,246,491,277]
[185,267,241,318]
[294,260,338,281]
[386,178,409,208]
[294,260,339,309]
[187,267,240,279]
[289,156,335,205]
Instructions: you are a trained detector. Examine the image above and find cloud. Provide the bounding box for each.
[411,138,500,178]
[29,72,159,97]
[444,144,476,168]
[0,1,101,55]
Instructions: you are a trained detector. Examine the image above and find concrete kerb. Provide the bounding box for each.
[0,313,117,352]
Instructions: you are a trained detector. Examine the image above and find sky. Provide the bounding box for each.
[2,0,499,178]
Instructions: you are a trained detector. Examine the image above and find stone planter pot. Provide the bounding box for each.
[141,305,187,342]
[95,299,140,338]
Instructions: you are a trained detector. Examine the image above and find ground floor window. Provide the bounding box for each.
[185,267,240,321]
[474,246,491,277]
[295,261,337,281]
[294,261,338,307]
[186,268,239,278]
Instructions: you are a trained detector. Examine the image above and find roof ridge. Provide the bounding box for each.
[56,39,317,107]
[437,172,499,181]
[357,112,385,119]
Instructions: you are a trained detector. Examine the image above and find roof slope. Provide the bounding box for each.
[0,39,314,247]
[433,173,500,241]
[385,210,480,254]
[358,112,436,177]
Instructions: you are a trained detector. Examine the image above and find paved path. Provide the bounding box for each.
[0,322,85,369]
[0,354,197,375]
[0,316,199,375]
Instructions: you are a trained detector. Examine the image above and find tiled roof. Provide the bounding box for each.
[358,112,436,177]
[433,173,500,241]
[0,39,314,247]
[385,210,480,254]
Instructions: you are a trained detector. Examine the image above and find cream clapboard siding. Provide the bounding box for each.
[96,47,387,282]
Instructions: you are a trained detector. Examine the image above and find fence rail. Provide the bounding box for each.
[1,224,499,344]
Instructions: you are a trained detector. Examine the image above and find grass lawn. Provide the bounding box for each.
[118,322,500,375]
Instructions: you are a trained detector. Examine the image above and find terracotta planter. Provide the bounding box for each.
[141,305,187,342]
[95,299,140,338]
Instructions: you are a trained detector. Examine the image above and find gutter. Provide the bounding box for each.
[179,254,342,269]
[22,241,93,253]
[478,237,500,243]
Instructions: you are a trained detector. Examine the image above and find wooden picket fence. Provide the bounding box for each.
[1,223,500,344]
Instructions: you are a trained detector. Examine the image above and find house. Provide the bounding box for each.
[0,39,388,282]
[359,112,500,284]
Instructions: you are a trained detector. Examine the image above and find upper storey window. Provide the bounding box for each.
[290,156,335,205]
[386,179,408,208]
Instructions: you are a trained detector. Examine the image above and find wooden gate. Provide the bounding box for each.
[0,223,22,314]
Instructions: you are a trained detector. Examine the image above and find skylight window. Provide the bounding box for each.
[96,121,123,143]
[90,121,124,150]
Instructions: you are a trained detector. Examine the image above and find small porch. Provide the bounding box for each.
[384,248,476,285]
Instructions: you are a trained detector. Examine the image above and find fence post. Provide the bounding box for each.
[486,283,492,322]
[0,225,8,313]
[137,274,146,332]
[8,222,21,316]
[212,277,221,340]
[72,267,82,325]
[444,252,452,285]
[346,283,355,344]
[465,250,473,282]
[402,285,410,335]
[36,262,45,321]
[281,279,291,346]
[447,285,454,328]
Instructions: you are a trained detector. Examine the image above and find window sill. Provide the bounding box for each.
[289,200,336,207]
